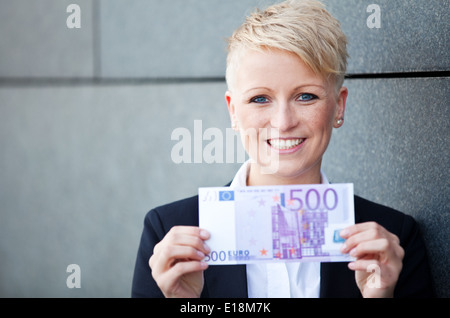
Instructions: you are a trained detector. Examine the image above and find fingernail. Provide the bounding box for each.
[197,251,205,258]
[200,230,210,239]
[340,243,347,252]
[340,229,349,238]
[350,248,357,257]
[203,243,211,253]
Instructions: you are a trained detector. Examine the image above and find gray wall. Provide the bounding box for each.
[0,0,448,297]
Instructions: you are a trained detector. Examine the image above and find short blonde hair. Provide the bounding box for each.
[226,0,348,90]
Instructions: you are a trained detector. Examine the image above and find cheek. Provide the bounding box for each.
[301,105,336,138]
[313,101,336,126]
[235,107,267,129]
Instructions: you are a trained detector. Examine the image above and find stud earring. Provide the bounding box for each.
[337,118,343,125]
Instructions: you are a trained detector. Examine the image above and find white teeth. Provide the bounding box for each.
[269,138,304,150]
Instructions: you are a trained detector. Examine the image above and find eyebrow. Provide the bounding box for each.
[243,84,326,95]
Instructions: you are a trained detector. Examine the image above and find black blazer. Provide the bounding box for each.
[132,195,434,298]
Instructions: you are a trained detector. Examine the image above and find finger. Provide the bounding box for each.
[341,229,375,253]
[150,245,206,278]
[348,259,380,271]
[162,233,210,255]
[160,245,206,266]
[340,221,380,239]
[170,259,209,277]
[155,260,208,295]
[341,222,400,252]
[349,238,399,261]
[179,234,211,254]
[157,226,211,255]
[167,226,210,242]
[151,226,211,274]
[341,226,391,253]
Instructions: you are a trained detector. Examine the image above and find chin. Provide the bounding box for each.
[262,154,322,182]
[272,165,307,179]
[257,157,301,177]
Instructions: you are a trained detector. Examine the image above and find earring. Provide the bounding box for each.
[231,121,237,130]
[337,118,343,125]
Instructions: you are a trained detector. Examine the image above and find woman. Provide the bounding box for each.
[132,0,434,298]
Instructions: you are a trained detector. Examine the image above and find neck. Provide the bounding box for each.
[246,161,322,186]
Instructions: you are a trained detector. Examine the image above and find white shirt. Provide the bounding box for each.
[229,160,329,298]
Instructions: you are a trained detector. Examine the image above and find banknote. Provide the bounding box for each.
[199,183,354,265]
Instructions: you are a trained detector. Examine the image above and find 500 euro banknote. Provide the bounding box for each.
[199,183,354,265]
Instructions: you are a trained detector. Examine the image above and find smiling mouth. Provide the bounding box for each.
[267,138,305,150]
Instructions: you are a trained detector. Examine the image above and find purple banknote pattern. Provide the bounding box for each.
[199,183,354,265]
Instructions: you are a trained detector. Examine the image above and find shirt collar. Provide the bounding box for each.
[230,160,329,188]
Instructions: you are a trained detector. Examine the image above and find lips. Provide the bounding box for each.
[267,138,305,150]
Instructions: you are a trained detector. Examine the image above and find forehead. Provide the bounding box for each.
[234,48,327,91]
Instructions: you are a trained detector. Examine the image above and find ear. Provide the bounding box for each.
[225,90,237,129]
[334,86,348,128]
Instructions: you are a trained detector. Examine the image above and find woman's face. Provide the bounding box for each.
[226,48,347,185]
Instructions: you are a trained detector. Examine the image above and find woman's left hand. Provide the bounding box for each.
[340,222,405,298]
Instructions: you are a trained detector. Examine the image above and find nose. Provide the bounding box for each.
[270,101,299,132]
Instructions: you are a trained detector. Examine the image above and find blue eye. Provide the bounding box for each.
[298,93,317,101]
[250,96,269,104]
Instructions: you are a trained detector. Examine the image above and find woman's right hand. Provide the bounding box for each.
[149,226,211,298]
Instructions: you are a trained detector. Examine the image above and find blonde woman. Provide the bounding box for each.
[132,0,434,298]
